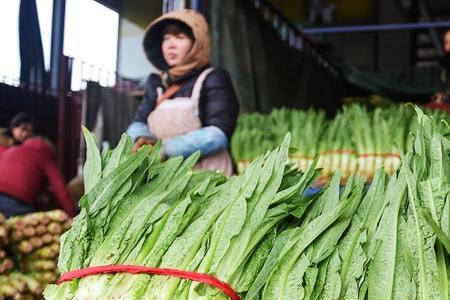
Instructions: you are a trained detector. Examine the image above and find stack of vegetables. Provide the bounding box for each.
[232,104,450,181]
[315,111,354,180]
[44,129,319,299]
[44,108,450,299]
[231,113,275,173]
[0,213,13,276]
[289,109,326,175]
[342,105,410,180]
[8,211,71,282]
[246,108,450,299]
[0,211,71,299]
[0,273,44,300]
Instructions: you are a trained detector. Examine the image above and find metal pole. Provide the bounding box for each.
[190,0,204,13]
[162,0,167,14]
[163,0,188,13]
[57,56,71,177]
[50,0,66,94]
[302,21,450,35]
[175,0,187,11]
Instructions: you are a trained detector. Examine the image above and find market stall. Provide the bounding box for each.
[38,108,450,299]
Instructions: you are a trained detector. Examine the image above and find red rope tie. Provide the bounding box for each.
[57,265,241,300]
[359,153,401,158]
[319,149,356,155]
[382,153,401,159]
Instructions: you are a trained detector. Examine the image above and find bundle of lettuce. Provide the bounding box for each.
[45,106,450,299]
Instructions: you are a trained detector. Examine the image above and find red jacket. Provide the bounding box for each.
[424,101,450,114]
[0,138,77,217]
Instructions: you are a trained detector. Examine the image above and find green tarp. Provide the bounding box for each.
[341,64,446,102]
[209,0,344,115]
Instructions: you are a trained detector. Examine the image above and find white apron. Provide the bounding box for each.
[147,68,233,176]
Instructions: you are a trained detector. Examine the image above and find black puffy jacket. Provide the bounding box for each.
[132,67,240,141]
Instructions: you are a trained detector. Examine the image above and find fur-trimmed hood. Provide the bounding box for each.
[143,9,211,81]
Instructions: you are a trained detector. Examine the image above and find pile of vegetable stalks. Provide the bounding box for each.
[45,108,450,299]
[0,213,13,276]
[232,104,450,182]
[0,273,44,300]
[0,210,71,299]
[245,108,450,299]
[44,130,318,299]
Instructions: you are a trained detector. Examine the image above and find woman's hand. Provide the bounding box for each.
[133,137,156,153]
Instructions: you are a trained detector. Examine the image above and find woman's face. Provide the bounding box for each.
[11,123,33,143]
[445,30,450,54]
[162,27,193,67]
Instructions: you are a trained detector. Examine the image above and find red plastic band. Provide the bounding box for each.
[382,153,401,159]
[320,149,356,155]
[359,153,400,158]
[57,265,240,300]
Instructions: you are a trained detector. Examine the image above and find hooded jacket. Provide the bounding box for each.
[143,9,211,82]
[0,138,77,217]
[127,10,239,159]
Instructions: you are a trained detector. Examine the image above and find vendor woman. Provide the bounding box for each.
[127,9,239,176]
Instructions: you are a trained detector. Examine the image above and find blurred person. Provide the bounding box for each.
[126,10,239,176]
[426,29,450,112]
[0,136,77,217]
[0,113,35,153]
